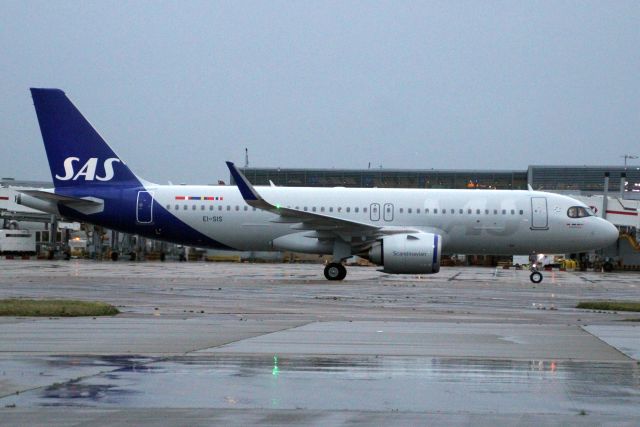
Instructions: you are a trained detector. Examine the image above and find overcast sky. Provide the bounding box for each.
[2,1,639,184]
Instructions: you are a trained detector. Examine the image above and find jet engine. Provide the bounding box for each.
[366,232,441,274]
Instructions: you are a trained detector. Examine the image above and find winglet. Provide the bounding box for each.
[226,161,261,201]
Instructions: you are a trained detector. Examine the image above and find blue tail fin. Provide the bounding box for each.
[30,88,142,188]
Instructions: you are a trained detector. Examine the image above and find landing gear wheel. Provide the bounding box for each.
[324,263,347,281]
[111,252,119,261]
[530,271,543,283]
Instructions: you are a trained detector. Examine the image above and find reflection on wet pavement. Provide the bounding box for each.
[4,355,639,416]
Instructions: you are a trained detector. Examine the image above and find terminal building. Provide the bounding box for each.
[235,165,640,195]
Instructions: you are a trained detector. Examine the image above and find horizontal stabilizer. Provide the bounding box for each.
[19,190,104,215]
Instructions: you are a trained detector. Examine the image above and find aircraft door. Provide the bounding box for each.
[530,197,548,229]
[370,203,380,221]
[383,203,394,222]
[136,191,154,224]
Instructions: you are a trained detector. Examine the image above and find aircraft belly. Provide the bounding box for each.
[178,212,286,251]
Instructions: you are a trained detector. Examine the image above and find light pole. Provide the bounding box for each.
[621,154,638,169]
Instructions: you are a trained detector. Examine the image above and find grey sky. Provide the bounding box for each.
[2,1,639,184]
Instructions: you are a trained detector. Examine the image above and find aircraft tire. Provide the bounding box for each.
[530,271,543,283]
[324,263,346,281]
[111,252,119,261]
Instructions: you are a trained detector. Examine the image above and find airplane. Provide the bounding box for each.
[17,88,619,283]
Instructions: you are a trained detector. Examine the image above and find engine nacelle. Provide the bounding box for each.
[367,232,441,274]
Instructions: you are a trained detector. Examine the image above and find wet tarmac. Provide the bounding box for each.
[1,260,639,425]
[3,355,640,416]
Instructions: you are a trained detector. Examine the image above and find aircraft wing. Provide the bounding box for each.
[226,162,425,251]
[227,162,380,231]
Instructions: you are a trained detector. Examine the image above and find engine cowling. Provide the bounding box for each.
[367,232,441,274]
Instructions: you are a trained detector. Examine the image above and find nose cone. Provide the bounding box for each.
[597,219,619,248]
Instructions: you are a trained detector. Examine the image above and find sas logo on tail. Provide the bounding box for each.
[56,157,121,181]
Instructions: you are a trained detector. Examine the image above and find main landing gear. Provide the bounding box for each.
[324,262,347,281]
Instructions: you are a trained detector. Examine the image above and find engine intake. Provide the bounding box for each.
[367,232,441,274]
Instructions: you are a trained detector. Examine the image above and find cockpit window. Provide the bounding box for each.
[567,206,591,218]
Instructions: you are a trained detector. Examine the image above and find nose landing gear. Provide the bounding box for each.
[529,270,543,283]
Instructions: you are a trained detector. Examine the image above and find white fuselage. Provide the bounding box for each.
[148,185,617,255]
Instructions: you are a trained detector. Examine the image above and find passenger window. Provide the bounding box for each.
[519,210,523,215]
[485,209,489,215]
[363,207,368,213]
[312,207,317,212]
[399,208,404,213]
[502,209,506,215]
[227,206,231,211]
[330,207,334,213]
[476,209,480,214]
[442,209,446,215]
[304,207,308,211]
[417,208,420,214]
[209,205,213,211]
[425,208,430,214]
[493,209,498,215]
[346,207,351,213]
[184,205,188,210]
[244,206,248,211]
[468,209,472,214]
[201,205,205,211]
[192,205,196,211]
[218,205,222,211]
[166,204,171,210]
[321,207,325,212]
[355,207,359,213]
[434,209,438,214]
[459,209,463,214]
[511,209,515,215]
[253,207,256,211]
[451,209,454,214]
[408,208,412,214]
[174,204,179,210]
[235,206,239,211]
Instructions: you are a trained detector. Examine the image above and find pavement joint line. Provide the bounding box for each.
[579,325,637,361]
[187,321,316,354]
[0,322,313,399]
[447,272,461,281]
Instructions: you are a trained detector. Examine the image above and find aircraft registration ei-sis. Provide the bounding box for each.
[18,89,619,282]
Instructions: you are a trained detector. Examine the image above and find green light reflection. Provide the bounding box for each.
[272,355,279,377]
